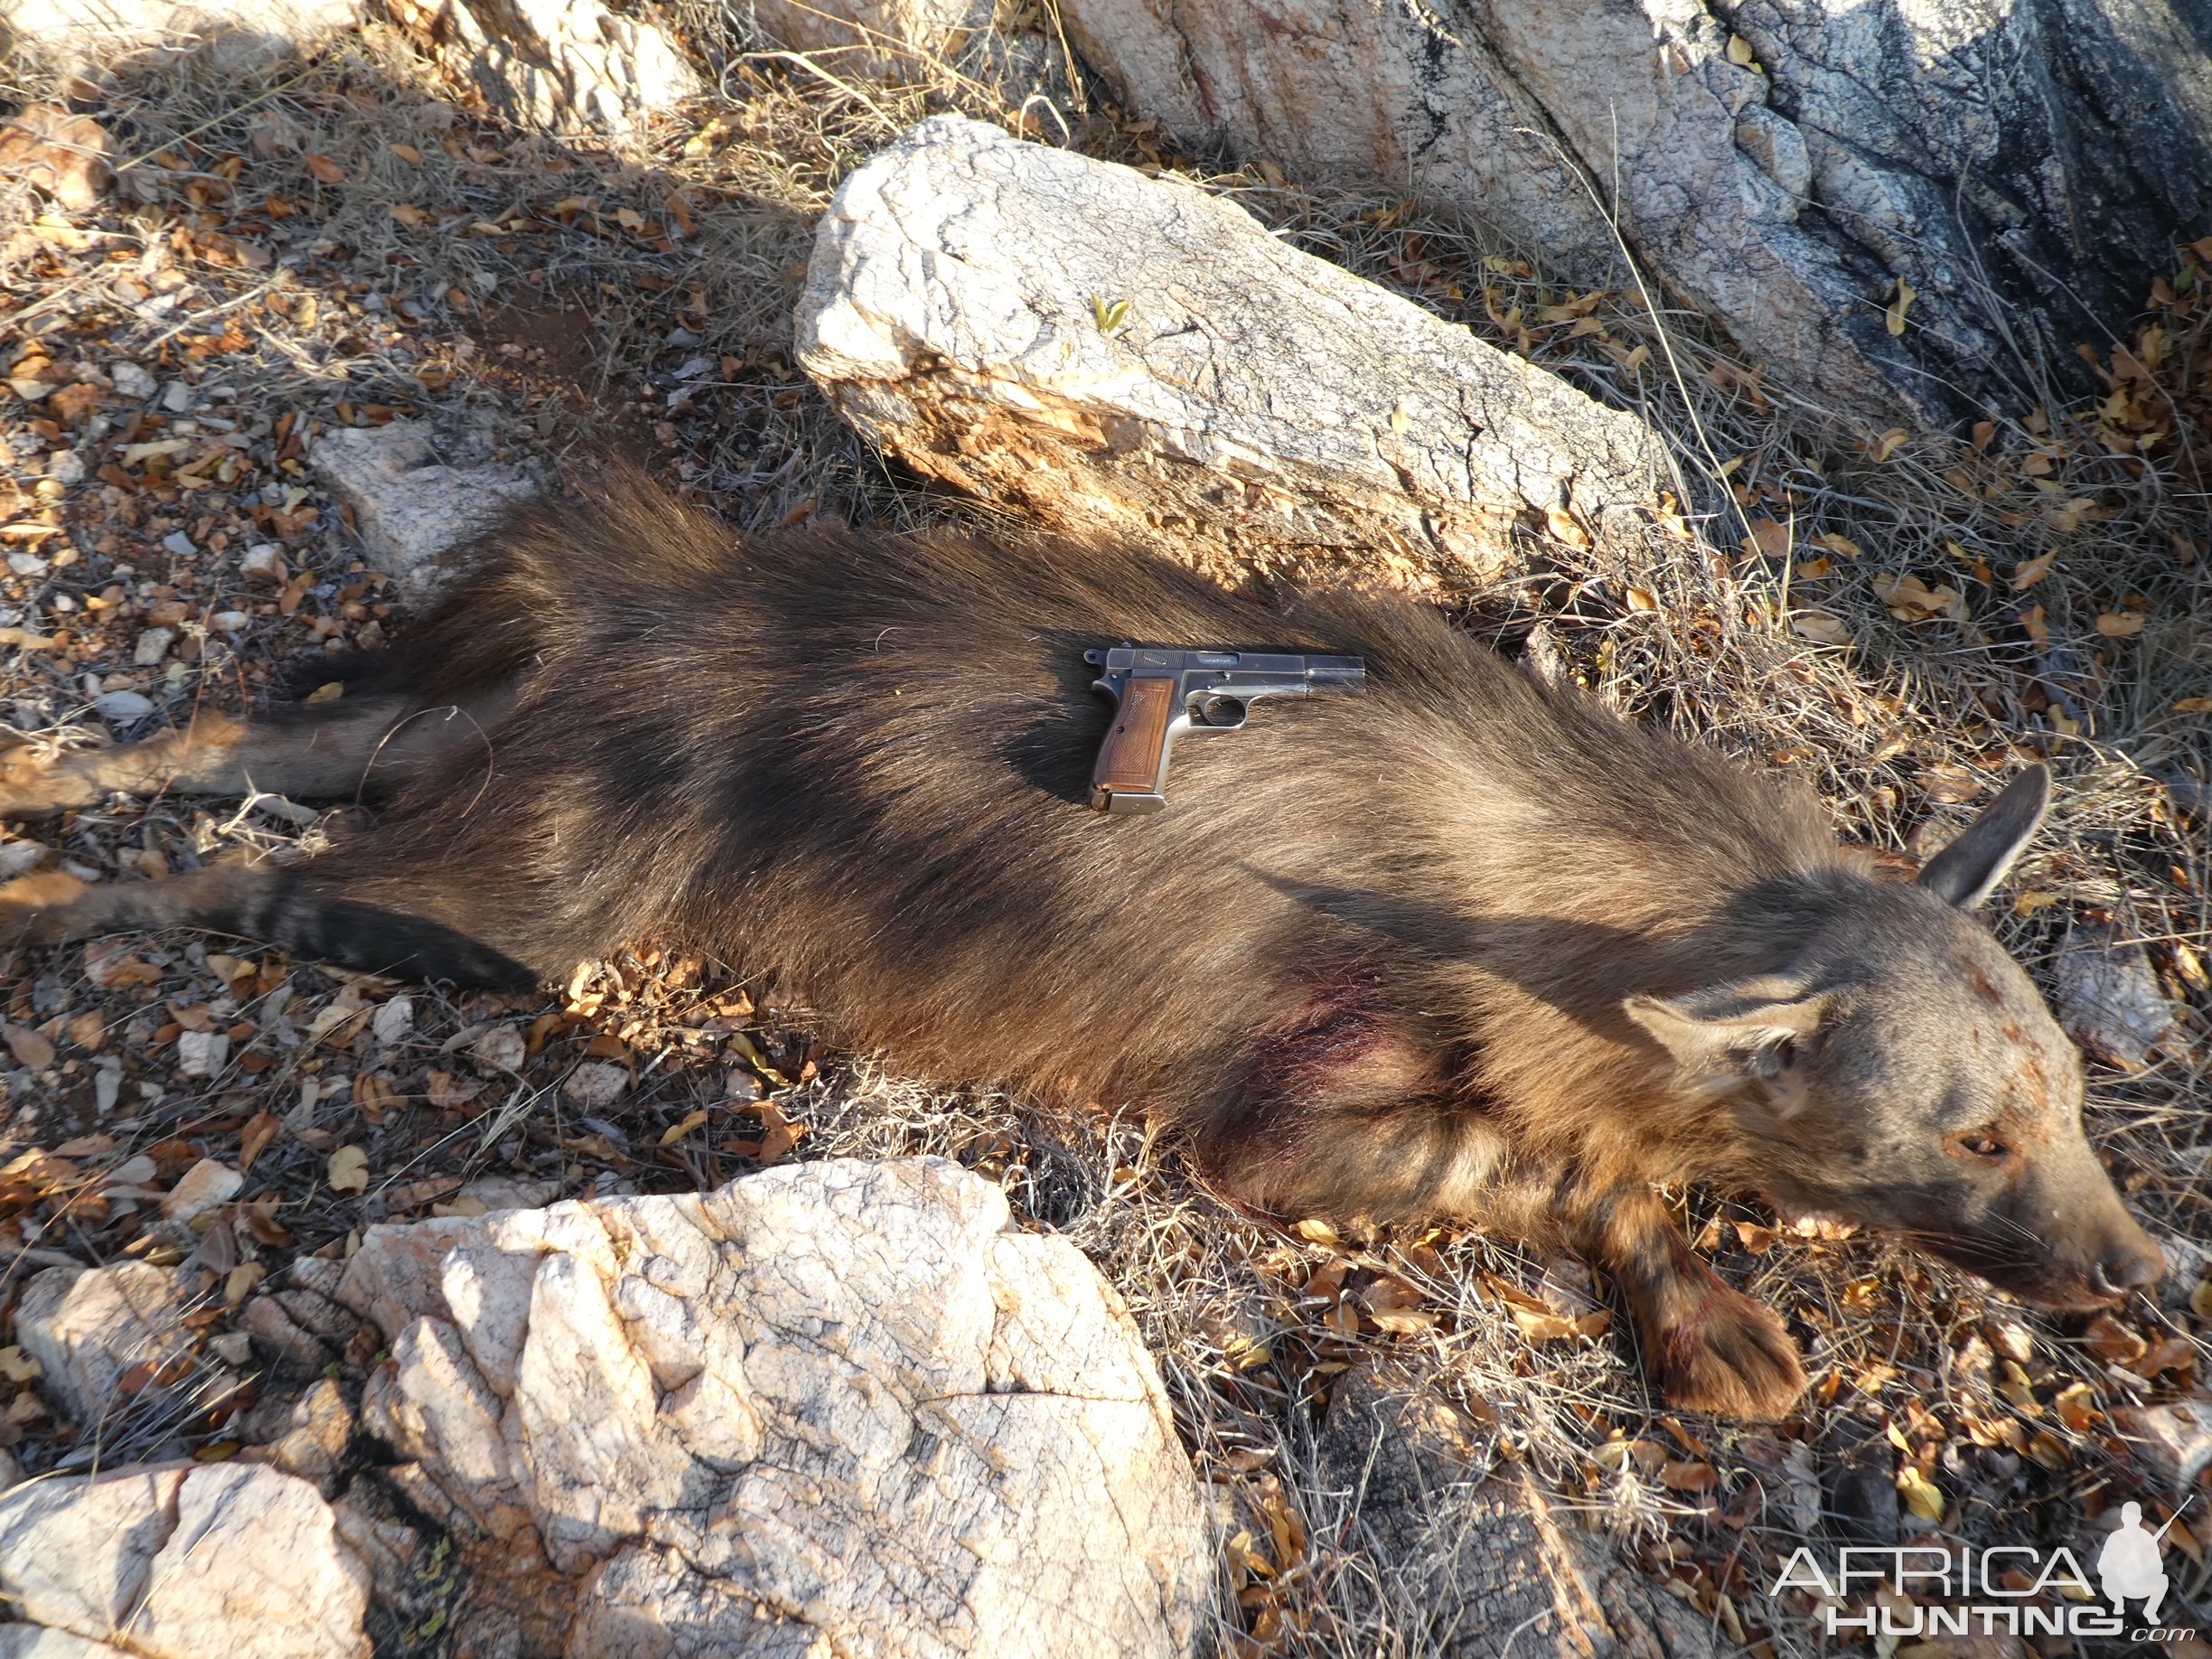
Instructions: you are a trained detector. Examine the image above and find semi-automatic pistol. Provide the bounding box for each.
[1083,644,1366,814]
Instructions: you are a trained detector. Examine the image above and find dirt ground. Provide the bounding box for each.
[0,13,2207,1657]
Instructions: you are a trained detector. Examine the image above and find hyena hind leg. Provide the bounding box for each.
[0,861,540,989]
[0,691,509,819]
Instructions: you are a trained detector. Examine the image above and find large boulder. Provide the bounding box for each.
[338,1155,1213,1657]
[796,115,1667,591]
[1053,0,2212,422]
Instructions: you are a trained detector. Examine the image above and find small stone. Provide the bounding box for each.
[370,996,414,1047]
[471,1024,526,1073]
[93,690,154,724]
[211,610,250,633]
[208,1332,253,1366]
[161,1158,242,1222]
[109,362,155,400]
[239,544,285,583]
[47,451,85,487]
[131,627,174,667]
[561,1060,628,1111]
[6,552,48,577]
[2113,1399,2212,1491]
[174,1029,231,1079]
[160,530,195,558]
[159,380,192,413]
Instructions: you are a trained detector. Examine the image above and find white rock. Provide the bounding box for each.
[0,1626,135,1656]
[5,552,48,577]
[174,1027,231,1078]
[797,117,1664,590]
[397,0,695,135]
[108,361,155,400]
[370,994,414,1047]
[161,1156,242,1222]
[309,421,535,591]
[131,626,174,666]
[238,542,284,583]
[92,689,153,724]
[46,451,85,487]
[471,1022,526,1073]
[158,380,192,413]
[0,0,367,73]
[560,1059,628,1110]
[338,1157,1210,1656]
[210,609,249,632]
[14,1263,192,1424]
[0,1462,370,1658]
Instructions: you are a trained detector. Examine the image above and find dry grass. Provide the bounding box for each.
[0,11,2206,1658]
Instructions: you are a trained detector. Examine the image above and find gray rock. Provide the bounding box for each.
[2113,1398,2212,1492]
[1055,0,2212,421]
[2056,917,2182,1070]
[15,1262,192,1425]
[308,420,536,592]
[797,116,1665,593]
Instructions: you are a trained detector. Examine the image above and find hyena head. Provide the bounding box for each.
[1628,766,2164,1310]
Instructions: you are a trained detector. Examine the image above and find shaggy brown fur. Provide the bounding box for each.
[0,472,2162,1418]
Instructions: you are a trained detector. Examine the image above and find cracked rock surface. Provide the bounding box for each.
[795,115,1666,593]
[0,1462,371,1659]
[308,418,538,593]
[0,1158,1208,1656]
[1055,0,2212,421]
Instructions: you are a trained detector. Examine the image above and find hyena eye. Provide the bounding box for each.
[1947,1129,2012,1161]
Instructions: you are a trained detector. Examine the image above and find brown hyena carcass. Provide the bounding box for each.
[0,472,2162,1419]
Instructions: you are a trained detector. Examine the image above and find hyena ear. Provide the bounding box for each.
[1624,976,1829,1089]
[1916,764,2052,909]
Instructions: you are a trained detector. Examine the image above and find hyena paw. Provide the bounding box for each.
[1653,1289,1807,1420]
[0,871,93,949]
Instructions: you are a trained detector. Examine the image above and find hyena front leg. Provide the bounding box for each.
[0,857,540,989]
[0,691,511,818]
[1573,1186,1807,1420]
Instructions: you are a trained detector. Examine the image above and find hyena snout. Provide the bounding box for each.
[1939,1154,2165,1310]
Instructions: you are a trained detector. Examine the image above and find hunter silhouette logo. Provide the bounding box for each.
[2099,1502,2173,1625]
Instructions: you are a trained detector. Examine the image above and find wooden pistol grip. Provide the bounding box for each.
[1092,674,1177,801]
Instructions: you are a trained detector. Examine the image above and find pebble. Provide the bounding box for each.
[133,627,174,666]
[174,1030,231,1080]
[93,689,154,723]
[5,551,48,576]
[160,379,193,412]
[110,361,155,399]
[239,544,285,582]
[47,450,85,486]
[161,530,196,558]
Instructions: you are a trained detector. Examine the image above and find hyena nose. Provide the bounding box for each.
[2092,1243,2166,1298]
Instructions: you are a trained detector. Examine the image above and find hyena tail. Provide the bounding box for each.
[0,864,540,990]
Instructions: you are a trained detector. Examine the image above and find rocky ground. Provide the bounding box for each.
[0,11,2207,1657]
